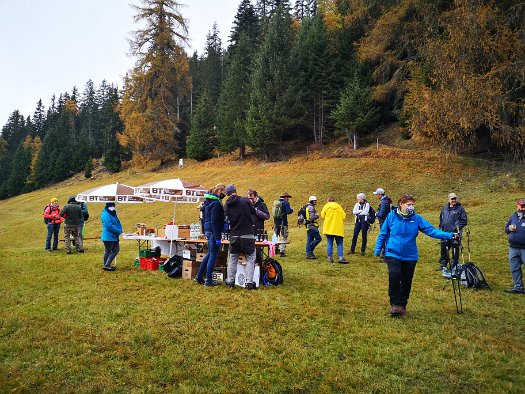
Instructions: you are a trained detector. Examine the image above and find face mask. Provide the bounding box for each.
[406,206,415,214]
[219,193,226,199]
[108,207,116,212]
[52,203,58,208]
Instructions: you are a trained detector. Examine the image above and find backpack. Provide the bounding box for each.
[262,257,283,286]
[82,211,89,221]
[43,205,56,224]
[164,255,183,278]
[459,263,491,290]
[367,204,376,224]
[272,200,283,220]
[297,203,310,226]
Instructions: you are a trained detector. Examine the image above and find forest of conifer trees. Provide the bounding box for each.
[1,0,523,199]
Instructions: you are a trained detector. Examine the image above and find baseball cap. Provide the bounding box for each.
[448,193,457,199]
[357,193,366,199]
[373,188,385,195]
[517,199,525,207]
[225,184,237,196]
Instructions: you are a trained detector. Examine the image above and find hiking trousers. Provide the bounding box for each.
[508,247,525,291]
[386,257,417,307]
[351,220,369,253]
[64,224,83,253]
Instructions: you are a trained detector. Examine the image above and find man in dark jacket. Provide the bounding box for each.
[504,198,525,294]
[273,192,293,257]
[248,189,270,264]
[224,184,258,289]
[438,193,468,271]
[59,196,84,254]
[373,188,392,260]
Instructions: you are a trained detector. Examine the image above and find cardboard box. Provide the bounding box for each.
[183,248,197,260]
[196,252,207,262]
[156,227,165,237]
[182,259,201,279]
[136,223,147,235]
[178,226,190,239]
[235,264,260,288]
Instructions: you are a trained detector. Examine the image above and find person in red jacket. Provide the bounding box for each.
[44,197,63,251]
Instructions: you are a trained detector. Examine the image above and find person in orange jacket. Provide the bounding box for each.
[44,197,63,252]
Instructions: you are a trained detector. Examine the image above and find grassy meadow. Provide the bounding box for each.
[1,147,524,393]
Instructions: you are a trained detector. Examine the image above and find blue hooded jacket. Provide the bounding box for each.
[100,207,122,242]
[203,193,225,240]
[374,207,453,261]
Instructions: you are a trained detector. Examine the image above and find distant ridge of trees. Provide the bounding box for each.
[1,0,523,200]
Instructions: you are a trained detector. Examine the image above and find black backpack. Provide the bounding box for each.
[297,204,310,226]
[164,255,183,278]
[367,204,376,224]
[262,257,283,286]
[459,263,491,290]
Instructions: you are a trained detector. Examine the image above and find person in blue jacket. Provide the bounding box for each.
[504,198,525,294]
[100,202,123,271]
[274,192,294,257]
[374,194,457,317]
[194,184,226,286]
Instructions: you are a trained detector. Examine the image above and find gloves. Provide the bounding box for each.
[216,239,222,247]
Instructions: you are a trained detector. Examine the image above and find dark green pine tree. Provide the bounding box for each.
[4,139,32,197]
[331,72,379,138]
[188,51,202,114]
[246,4,298,159]
[291,14,337,143]
[32,99,47,139]
[201,23,223,107]
[101,85,124,173]
[79,79,101,156]
[187,92,216,161]
[217,0,260,157]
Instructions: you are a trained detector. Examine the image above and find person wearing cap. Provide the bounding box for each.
[100,202,122,271]
[44,197,63,252]
[320,196,349,264]
[224,184,258,289]
[350,193,371,256]
[59,196,84,254]
[273,192,294,257]
[374,194,457,317]
[438,192,468,273]
[503,199,525,294]
[372,188,392,260]
[305,195,322,259]
[194,184,226,286]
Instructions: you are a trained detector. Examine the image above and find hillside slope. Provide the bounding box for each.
[1,146,524,392]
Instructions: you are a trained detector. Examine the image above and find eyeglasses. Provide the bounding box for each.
[450,197,457,200]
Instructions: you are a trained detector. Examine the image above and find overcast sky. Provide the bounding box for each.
[0,0,240,126]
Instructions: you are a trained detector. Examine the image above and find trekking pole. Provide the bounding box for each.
[451,232,463,314]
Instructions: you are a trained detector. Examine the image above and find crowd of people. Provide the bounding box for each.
[44,185,525,316]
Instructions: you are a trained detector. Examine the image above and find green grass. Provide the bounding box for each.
[1,148,524,393]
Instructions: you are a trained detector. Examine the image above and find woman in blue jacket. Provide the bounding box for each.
[194,184,226,286]
[100,202,123,271]
[374,194,456,317]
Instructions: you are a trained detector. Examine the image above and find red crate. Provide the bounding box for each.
[147,257,166,271]
[139,257,150,269]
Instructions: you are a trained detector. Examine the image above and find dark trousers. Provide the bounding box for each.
[103,241,120,267]
[351,221,369,253]
[440,239,460,266]
[46,223,60,250]
[386,257,417,307]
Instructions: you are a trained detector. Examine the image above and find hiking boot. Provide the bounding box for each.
[360,251,365,256]
[398,306,407,315]
[224,279,235,288]
[103,266,116,271]
[442,267,452,279]
[193,276,205,285]
[390,305,402,317]
[504,288,525,294]
[348,250,355,255]
[77,249,84,253]
[436,261,448,271]
[45,249,51,253]
[338,257,349,264]
[66,251,72,255]
[306,254,317,260]
[328,257,334,263]
[245,282,257,290]
[204,281,220,287]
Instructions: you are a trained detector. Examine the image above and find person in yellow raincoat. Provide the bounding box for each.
[320,196,349,264]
